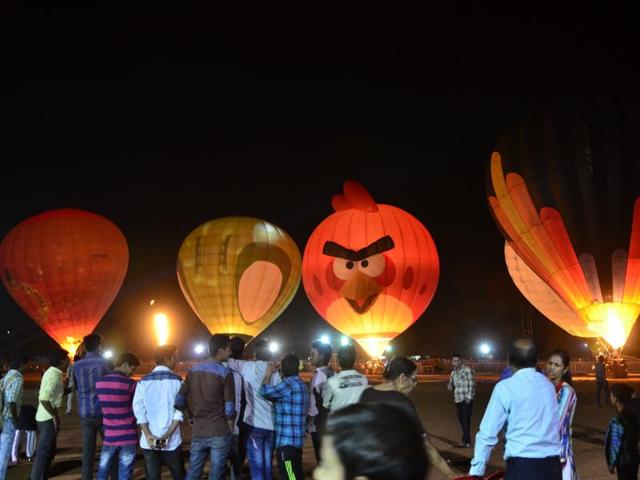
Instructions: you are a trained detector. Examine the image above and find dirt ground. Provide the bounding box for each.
[6,376,632,479]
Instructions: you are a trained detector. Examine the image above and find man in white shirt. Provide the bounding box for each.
[469,339,561,479]
[227,339,280,480]
[322,344,367,412]
[225,336,247,480]
[133,344,184,480]
[308,340,333,462]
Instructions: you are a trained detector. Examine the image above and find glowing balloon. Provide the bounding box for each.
[488,96,640,349]
[302,181,439,358]
[0,209,129,354]
[177,217,301,338]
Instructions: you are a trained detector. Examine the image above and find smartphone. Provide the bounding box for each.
[154,438,167,449]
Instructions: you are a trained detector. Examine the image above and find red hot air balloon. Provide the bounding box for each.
[0,209,129,354]
[302,181,439,358]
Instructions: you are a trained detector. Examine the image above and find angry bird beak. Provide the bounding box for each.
[340,271,382,314]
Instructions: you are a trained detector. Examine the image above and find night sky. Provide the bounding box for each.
[1,5,639,360]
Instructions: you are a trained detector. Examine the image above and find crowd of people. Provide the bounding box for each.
[0,335,638,479]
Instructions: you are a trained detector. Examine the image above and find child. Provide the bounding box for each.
[606,383,639,479]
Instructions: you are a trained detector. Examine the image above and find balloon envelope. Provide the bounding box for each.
[488,96,640,348]
[177,217,301,338]
[0,209,129,354]
[302,181,439,358]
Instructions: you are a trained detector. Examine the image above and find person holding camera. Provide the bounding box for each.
[133,345,185,480]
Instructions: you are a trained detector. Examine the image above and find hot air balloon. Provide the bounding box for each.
[0,209,129,355]
[487,96,640,349]
[302,181,439,358]
[177,217,301,339]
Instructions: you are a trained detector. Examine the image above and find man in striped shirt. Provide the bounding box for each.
[95,352,140,480]
[72,333,112,480]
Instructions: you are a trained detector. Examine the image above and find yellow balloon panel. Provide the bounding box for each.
[177,217,301,338]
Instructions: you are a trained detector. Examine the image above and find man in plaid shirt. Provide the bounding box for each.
[0,353,28,478]
[260,354,309,480]
[448,353,476,448]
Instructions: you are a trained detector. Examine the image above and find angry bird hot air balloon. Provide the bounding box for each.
[302,181,439,358]
[177,217,301,338]
[0,209,129,355]
[488,96,640,350]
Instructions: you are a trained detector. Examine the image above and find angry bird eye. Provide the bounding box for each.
[358,254,385,277]
[333,258,357,281]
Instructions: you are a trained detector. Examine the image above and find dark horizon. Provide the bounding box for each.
[2,5,640,360]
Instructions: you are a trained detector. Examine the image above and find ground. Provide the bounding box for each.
[6,376,626,479]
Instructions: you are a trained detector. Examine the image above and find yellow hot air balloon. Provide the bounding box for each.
[488,96,640,350]
[177,217,301,338]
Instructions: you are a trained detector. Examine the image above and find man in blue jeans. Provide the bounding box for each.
[228,339,281,480]
[176,334,235,480]
[71,333,113,480]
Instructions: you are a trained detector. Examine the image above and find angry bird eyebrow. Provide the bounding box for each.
[322,235,395,261]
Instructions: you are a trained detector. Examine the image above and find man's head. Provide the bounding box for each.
[154,344,178,370]
[337,344,357,371]
[598,355,605,363]
[230,336,246,360]
[254,339,271,361]
[10,353,29,372]
[83,333,103,354]
[281,353,300,378]
[508,339,538,371]
[310,340,332,367]
[209,334,231,361]
[114,352,141,377]
[48,349,70,371]
[451,353,463,369]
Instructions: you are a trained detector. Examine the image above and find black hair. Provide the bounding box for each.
[549,349,573,386]
[311,340,332,365]
[326,403,429,480]
[451,353,462,359]
[508,339,538,369]
[611,383,634,404]
[83,334,103,353]
[254,339,271,361]
[382,357,417,381]
[48,349,69,368]
[338,344,357,370]
[10,353,28,370]
[598,355,605,362]
[208,334,230,357]
[281,353,300,377]
[154,345,177,366]
[230,336,246,360]
[115,352,140,368]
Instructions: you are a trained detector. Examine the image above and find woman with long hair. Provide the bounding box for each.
[359,357,458,479]
[546,349,578,480]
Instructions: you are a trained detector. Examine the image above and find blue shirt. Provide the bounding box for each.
[260,376,309,449]
[469,368,561,476]
[72,352,111,418]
